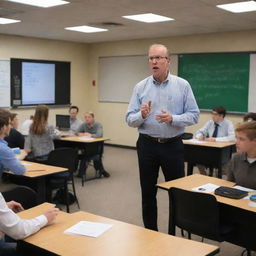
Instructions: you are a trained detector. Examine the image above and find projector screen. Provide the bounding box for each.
[11,58,70,107]
[22,62,55,105]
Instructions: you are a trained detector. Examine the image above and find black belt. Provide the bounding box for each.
[140,133,182,143]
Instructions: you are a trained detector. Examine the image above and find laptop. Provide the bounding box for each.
[56,114,70,131]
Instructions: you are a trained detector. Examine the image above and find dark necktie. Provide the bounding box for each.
[212,123,219,138]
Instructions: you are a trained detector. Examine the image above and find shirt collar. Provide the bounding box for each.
[152,73,170,86]
[0,138,7,145]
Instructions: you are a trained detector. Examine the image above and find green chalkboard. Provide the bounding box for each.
[178,53,249,112]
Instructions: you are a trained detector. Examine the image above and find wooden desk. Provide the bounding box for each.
[54,136,109,157]
[157,174,256,213]
[8,161,67,203]
[157,174,256,250]
[17,205,219,256]
[183,140,235,177]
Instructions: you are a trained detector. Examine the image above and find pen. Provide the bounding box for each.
[27,169,46,172]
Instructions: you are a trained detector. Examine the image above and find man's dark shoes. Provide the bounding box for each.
[101,170,110,178]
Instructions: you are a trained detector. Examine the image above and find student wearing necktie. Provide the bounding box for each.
[195,106,235,175]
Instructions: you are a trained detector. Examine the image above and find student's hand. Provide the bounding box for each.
[7,201,24,213]
[206,137,216,142]
[197,136,205,141]
[79,132,91,137]
[141,101,152,119]
[44,207,59,224]
[155,110,172,123]
[17,150,27,160]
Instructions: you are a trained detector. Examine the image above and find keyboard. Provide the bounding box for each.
[214,186,248,199]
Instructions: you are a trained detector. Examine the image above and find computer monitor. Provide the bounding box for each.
[56,114,70,130]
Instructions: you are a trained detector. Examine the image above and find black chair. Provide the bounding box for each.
[168,187,234,242]
[181,132,193,140]
[46,147,80,213]
[2,186,38,209]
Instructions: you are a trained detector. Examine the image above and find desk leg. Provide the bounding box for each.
[187,162,194,176]
[35,177,46,204]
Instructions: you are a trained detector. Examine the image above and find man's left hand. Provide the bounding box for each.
[205,137,216,142]
[7,201,24,213]
[155,110,172,123]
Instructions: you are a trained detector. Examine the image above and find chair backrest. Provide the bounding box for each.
[181,133,193,140]
[47,147,78,175]
[2,186,38,209]
[169,187,222,241]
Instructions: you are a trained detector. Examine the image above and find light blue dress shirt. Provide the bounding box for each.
[0,139,25,176]
[195,119,235,142]
[126,74,200,138]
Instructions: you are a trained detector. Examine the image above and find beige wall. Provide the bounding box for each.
[1,30,256,147]
[0,34,89,126]
[88,29,256,147]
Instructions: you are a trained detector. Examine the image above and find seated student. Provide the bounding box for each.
[69,106,82,133]
[0,109,26,176]
[227,121,256,189]
[20,115,34,136]
[77,111,110,178]
[4,113,25,149]
[243,112,256,122]
[195,106,235,175]
[0,192,59,256]
[24,105,61,163]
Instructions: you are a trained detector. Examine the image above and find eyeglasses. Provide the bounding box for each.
[148,56,168,62]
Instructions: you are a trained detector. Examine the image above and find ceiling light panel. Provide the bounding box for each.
[0,17,20,24]
[5,0,70,8]
[217,1,256,13]
[65,25,108,33]
[122,13,174,23]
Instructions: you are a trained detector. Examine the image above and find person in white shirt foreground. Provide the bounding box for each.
[0,193,59,256]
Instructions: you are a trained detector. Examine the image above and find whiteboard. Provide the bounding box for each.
[0,60,10,107]
[98,55,178,103]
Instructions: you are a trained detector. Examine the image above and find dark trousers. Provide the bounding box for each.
[137,134,185,231]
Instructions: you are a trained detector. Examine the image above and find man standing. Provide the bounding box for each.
[126,44,199,231]
[69,106,82,133]
[77,112,110,178]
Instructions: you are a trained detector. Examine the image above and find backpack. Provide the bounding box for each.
[53,188,75,205]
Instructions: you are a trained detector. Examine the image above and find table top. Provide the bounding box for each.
[58,136,109,143]
[183,139,235,148]
[157,174,256,212]
[19,204,219,256]
[19,161,67,178]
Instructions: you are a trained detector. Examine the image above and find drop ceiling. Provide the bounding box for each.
[0,0,255,43]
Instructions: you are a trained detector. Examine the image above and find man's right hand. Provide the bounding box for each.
[44,207,59,224]
[141,101,152,119]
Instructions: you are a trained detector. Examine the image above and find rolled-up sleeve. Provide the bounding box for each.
[0,194,47,240]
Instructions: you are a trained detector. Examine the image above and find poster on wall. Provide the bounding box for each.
[0,60,10,108]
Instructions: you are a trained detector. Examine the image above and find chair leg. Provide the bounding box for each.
[71,177,80,209]
[64,181,69,213]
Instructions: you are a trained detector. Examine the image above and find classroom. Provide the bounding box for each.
[1,0,256,255]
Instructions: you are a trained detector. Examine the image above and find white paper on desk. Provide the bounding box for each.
[187,139,207,144]
[79,137,94,141]
[192,183,220,193]
[21,162,32,166]
[233,185,255,193]
[64,221,112,237]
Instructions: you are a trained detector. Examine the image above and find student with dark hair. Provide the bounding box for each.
[195,106,235,142]
[4,113,25,149]
[69,105,82,133]
[195,106,235,175]
[243,112,256,122]
[0,109,25,176]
